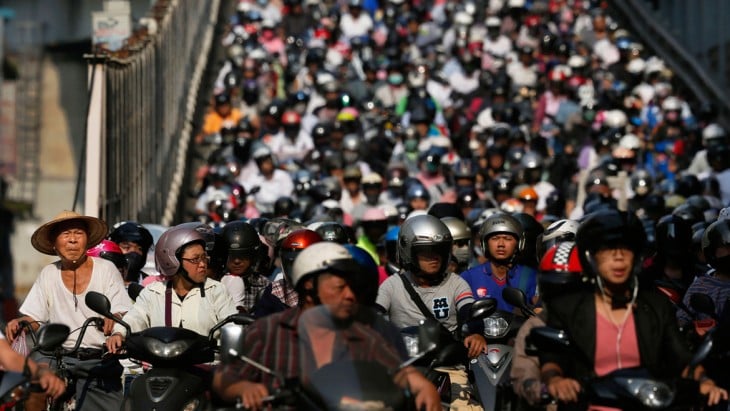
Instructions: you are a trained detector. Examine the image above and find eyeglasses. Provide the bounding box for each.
[181,255,209,265]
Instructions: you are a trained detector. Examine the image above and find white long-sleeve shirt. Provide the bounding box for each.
[114,278,237,337]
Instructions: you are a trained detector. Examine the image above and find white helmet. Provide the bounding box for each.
[619,133,641,150]
[702,123,726,145]
[603,109,628,129]
[290,242,359,289]
[662,96,682,112]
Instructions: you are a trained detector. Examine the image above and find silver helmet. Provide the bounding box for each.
[478,212,524,258]
[397,215,453,274]
[155,225,207,278]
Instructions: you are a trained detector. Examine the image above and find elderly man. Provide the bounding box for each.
[5,210,131,410]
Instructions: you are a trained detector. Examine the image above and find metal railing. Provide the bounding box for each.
[84,0,222,225]
[611,0,730,128]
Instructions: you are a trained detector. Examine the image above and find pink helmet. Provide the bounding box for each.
[87,240,127,269]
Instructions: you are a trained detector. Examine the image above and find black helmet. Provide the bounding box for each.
[220,221,263,275]
[671,204,704,227]
[273,196,297,217]
[575,209,645,278]
[675,174,701,198]
[702,219,730,268]
[655,214,692,260]
[512,212,544,268]
[108,222,154,256]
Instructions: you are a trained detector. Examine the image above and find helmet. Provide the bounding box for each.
[155,225,207,278]
[517,187,539,202]
[397,215,453,275]
[441,217,471,243]
[675,174,701,198]
[492,173,515,197]
[661,96,681,111]
[315,222,349,244]
[538,219,580,259]
[290,242,360,290]
[281,110,302,126]
[406,184,431,203]
[108,222,154,254]
[280,229,323,282]
[630,169,653,196]
[538,241,584,300]
[87,240,127,269]
[575,209,645,278]
[273,196,297,217]
[221,221,263,266]
[479,213,525,257]
[512,212,543,263]
[702,219,730,268]
[702,123,727,146]
[520,152,543,170]
[452,159,477,180]
[671,204,704,227]
[343,244,379,305]
[655,214,692,259]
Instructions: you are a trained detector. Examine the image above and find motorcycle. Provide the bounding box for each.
[218,304,443,410]
[469,287,534,411]
[527,325,709,410]
[0,322,69,410]
[400,298,499,408]
[85,291,253,411]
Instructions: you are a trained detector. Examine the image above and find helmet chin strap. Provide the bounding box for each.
[596,275,638,310]
[180,268,206,297]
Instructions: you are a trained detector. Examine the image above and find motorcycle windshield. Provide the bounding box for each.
[296,305,406,410]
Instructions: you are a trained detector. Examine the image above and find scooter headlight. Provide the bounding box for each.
[143,338,192,358]
[484,317,509,338]
[402,334,420,358]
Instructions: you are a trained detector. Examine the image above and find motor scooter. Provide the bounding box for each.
[0,323,69,410]
[85,291,253,411]
[217,304,443,411]
[468,287,535,411]
[527,324,709,410]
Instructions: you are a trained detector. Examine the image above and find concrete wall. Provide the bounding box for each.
[11,52,87,302]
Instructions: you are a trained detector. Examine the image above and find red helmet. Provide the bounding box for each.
[282,110,302,126]
[538,241,583,300]
[279,229,323,281]
[87,240,127,269]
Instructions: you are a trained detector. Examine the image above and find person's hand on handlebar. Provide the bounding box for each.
[4,316,37,343]
[237,381,269,410]
[106,333,125,354]
[35,367,66,400]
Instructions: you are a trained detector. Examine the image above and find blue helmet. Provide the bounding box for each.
[344,244,379,305]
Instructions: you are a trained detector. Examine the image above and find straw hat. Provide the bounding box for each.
[31,210,108,255]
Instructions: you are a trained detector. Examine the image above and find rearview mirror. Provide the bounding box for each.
[35,323,70,352]
[502,287,537,317]
[220,325,245,364]
[85,291,113,318]
[527,327,571,351]
[469,298,497,321]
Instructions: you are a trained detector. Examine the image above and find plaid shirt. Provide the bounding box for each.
[240,273,270,313]
[219,307,402,390]
[271,278,298,308]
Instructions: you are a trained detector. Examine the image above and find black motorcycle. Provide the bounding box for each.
[85,291,253,411]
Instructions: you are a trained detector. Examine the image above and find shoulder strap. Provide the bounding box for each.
[165,281,173,327]
[398,273,436,321]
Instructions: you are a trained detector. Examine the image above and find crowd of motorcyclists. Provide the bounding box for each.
[4,0,730,409]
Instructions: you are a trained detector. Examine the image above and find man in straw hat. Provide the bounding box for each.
[4,210,131,410]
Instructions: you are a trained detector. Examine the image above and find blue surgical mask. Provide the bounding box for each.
[388,73,404,85]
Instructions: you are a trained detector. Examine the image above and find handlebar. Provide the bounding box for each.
[17,320,42,346]
[47,317,105,357]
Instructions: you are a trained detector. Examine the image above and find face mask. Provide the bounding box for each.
[388,73,404,85]
[453,245,471,264]
[125,252,146,277]
[404,138,419,153]
[713,254,730,274]
[343,151,359,164]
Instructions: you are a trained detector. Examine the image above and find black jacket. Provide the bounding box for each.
[541,288,691,380]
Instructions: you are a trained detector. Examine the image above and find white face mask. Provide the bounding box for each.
[453,244,471,263]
